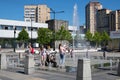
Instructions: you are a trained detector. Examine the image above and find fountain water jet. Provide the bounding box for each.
[73,3,81,49]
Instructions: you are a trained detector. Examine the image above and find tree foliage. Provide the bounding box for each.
[85,30,93,42]
[37,28,53,45]
[93,31,101,47]
[101,31,110,46]
[55,26,72,41]
[85,30,110,47]
[17,28,29,42]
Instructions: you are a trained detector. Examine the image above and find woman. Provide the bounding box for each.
[59,43,66,68]
[40,46,47,67]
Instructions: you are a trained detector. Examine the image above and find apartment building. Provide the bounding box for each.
[109,10,120,31]
[97,9,111,34]
[86,1,102,35]
[24,4,50,23]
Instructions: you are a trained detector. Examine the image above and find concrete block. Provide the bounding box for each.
[0,53,7,69]
[117,61,120,76]
[76,58,92,80]
[24,55,35,74]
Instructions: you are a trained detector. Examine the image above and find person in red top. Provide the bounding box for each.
[28,43,35,55]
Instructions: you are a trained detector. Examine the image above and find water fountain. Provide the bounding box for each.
[73,3,86,50]
[73,3,79,50]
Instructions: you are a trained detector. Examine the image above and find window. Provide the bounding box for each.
[5,26,8,30]
[0,25,1,29]
[8,26,13,30]
[16,26,23,30]
[28,27,37,31]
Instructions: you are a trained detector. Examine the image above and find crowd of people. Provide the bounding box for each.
[27,43,74,68]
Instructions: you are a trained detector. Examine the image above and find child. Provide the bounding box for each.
[70,49,73,58]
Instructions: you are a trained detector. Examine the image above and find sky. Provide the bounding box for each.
[0,0,120,26]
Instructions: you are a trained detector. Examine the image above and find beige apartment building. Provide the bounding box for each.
[97,9,111,34]
[108,10,120,50]
[86,1,102,35]
[24,5,37,22]
[24,4,50,23]
[109,10,120,31]
[96,9,120,50]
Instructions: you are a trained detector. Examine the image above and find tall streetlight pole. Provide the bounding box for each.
[49,8,64,20]
[30,17,33,45]
[49,8,64,51]
[24,16,33,45]
[13,26,16,52]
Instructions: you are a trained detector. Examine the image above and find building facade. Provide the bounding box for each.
[0,19,48,48]
[109,10,120,31]
[86,1,102,35]
[46,19,68,31]
[24,4,50,23]
[97,9,111,34]
[0,19,48,39]
[0,18,75,48]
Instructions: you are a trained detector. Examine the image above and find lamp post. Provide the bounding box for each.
[49,8,64,20]
[49,8,64,51]
[24,16,33,45]
[13,27,16,52]
[30,17,33,45]
[86,41,90,58]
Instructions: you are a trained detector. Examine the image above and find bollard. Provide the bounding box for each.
[19,53,23,59]
[100,59,103,68]
[116,59,119,68]
[0,53,7,69]
[76,58,92,80]
[24,54,35,74]
[117,61,120,76]
[110,59,112,71]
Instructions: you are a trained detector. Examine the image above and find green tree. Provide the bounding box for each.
[85,30,93,42]
[37,28,53,45]
[17,28,29,48]
[17,28,29,43]
[55,26,72,41]
[93,31,102,48]
[101,31,110,47]
[0,38,14,48]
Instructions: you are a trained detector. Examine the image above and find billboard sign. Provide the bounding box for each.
[110,31,120,39]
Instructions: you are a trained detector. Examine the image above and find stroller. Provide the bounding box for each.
[45,51,58,67]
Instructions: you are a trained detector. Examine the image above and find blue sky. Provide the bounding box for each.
[0,0,120,26]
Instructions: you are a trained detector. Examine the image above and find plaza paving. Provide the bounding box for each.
[0,67,120,80]
[0,48,120,80]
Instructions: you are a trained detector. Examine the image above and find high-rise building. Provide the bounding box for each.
[24,5,37,22]
[97,9,111,34]
[24,4,50,23]
[109,10,120,31]
[85,1,102,35]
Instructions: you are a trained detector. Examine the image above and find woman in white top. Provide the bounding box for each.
[58,43,66,68]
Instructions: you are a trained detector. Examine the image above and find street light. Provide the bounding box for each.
[49,8,64,51]
[13,26,16,52]
[86,41,90,58]
[30,17,33,45]
[24,16,33,45]
[24,15,34,45]
[49,8,64,20]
